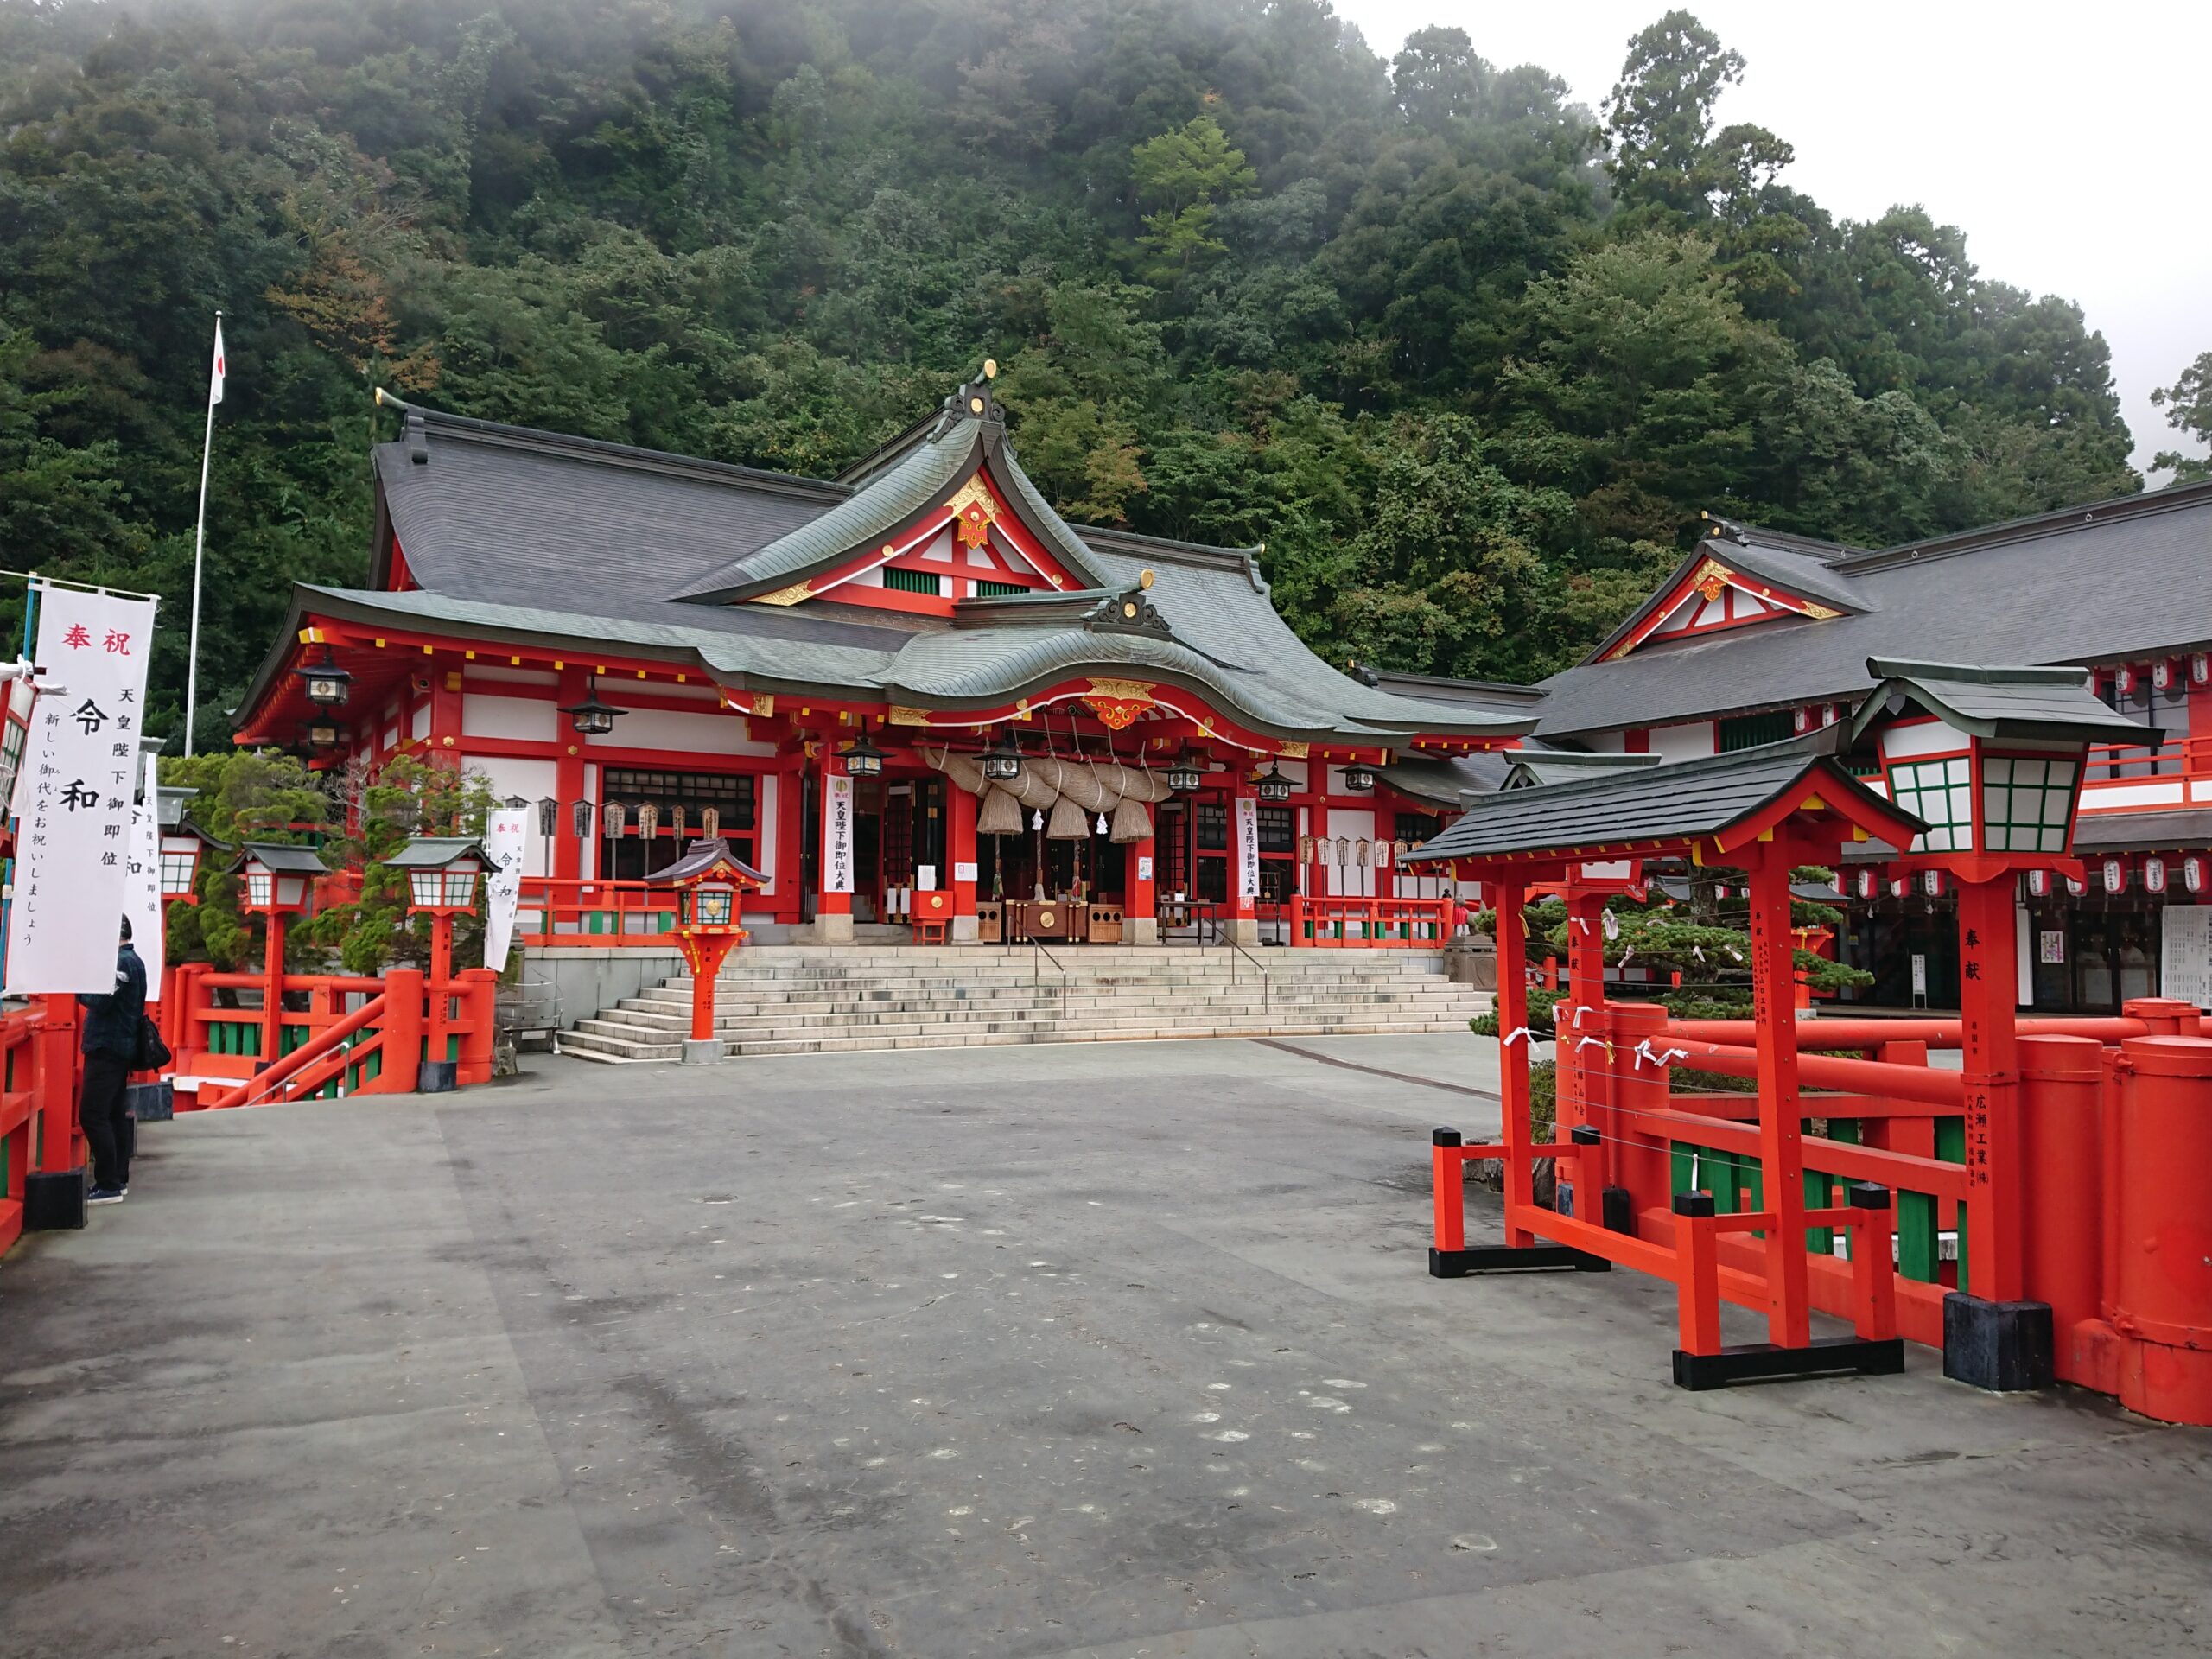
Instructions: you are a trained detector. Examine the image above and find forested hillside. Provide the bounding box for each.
[0,0,2158,740]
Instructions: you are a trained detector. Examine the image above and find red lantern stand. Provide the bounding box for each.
[232,843,329,1070]
[385,837,494,1088]
[649,839,769,1065]
[1417,748,1928,1389]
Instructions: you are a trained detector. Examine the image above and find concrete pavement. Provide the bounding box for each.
[1,1033,2205,1658]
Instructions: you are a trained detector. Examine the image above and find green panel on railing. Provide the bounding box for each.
[1670,1141,1697,1196]
[1936,1115,1967,1291]
[1705,1147,1738,1213]
[447,1033,460,1062]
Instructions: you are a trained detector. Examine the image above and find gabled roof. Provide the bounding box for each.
[381,836,493,870]
[1404,734,1923,865]
[1533,480,2212,741]
[1850,658,2155,747]
[649,838,769,886]
[1503,749,1662,790]
[233,842,329,874]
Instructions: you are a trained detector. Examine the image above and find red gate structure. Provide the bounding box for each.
[1408,661,2212,1420]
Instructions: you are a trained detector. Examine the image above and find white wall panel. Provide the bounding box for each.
[585,707,772,756]
[462,693,557,742]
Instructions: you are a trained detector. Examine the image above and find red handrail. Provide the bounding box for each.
[203,992,387,1110]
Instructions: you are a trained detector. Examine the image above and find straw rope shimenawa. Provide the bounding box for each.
[921,747,1172,843]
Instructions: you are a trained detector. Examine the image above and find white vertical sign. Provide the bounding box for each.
[824,773,855,894]
[1235,795,1260,901]
[2160,906,2212,1009]
[481,806,529,974]
[5,585,157,994]
[126,804,164,976]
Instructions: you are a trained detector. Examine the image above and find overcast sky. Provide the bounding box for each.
[1333,0,2210,477]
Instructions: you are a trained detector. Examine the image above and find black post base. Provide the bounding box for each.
[1430,1244,1611,1278]
[1672,1336,1905,1390]
[1942,1293,2054,1392]
[23,1169,87,1231]
[416,1060,458,1094]
[127,1080,174,1123]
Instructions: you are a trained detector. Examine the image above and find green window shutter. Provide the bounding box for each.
[1718,710,1794,752]
[881,566,943,595]
[974,579,1027,598]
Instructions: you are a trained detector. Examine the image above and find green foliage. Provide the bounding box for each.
[302,755,498,976]
[0,0,2145,730]
[2152,351,2212,483]
[158,747,334,970]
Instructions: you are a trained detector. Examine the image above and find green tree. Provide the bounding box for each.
[1129,114,1256,273]
[2152,351,2212,482]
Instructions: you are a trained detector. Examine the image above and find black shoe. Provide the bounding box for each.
[87,1187,124,1205]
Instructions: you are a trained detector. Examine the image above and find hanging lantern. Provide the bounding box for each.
[840,732,886,779]
[1857,868,1876,899]
[2066,875,2088,897]
[982,729,1026,782]
[2114,664,2138,699]
[1165,745,1205,793]
[2153,658,2174,692]
[2103,857,2126,894]
[605,802,626,839]
[2193,653,2210,687]
[299,715,340,753]
[2185,856,2206,893]
[701,806,720,839]
[561,675,627,736]
[2026,868,2051,898]
[2145,855,2168,893]
[1921,869,1943,898]
[1793,706,1812,734]
[294,644,352,709]
[1255,763,1294,804]
[1890,878,1906,899]
[1341,761,1377,792]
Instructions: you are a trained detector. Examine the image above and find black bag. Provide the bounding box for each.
[133,1014,173,1074]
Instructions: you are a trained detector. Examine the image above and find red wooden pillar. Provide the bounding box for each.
[775,754,805,923]
[1127,832,1157,943]
[1492,874,1539,1248]
[1560,889,1607,1147]
[554,665,588,882]
[260,914,287,1067]
[426,913,454,1064]
[1748,842,1814,1348]
[948,780,979,941]
[34,993,79,1173]
[1955,874,2025,1301]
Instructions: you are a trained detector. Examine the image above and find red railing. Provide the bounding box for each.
[1287,894,1447,947]
[2079,735,2209,783]
[0,997,80,1256]
[516,877,678,946]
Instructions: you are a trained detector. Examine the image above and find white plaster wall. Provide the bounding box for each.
[1649,721,1713,763]
[1325,807,1376,897]
[584,708,772,755]
[467,755,560,874]
[462,693,557,742]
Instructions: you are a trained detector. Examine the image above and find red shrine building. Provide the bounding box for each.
[233,370,1529,950]
[232,365,2212,1017]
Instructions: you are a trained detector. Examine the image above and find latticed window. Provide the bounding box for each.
[881,566,943,595]
[1980,756,2078,853]
[973,579,1027,598]
[1719,709,1794,752]
[1195,801,1227,851]
[1888,756,1974,853]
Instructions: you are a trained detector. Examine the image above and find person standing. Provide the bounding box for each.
[79,915,147,1205]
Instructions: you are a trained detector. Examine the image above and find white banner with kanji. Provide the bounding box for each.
[126,804,164,976]
[481,805,529,974]
[1235,795,1260,900]
[5,585,157,993]
[823,773,855,894]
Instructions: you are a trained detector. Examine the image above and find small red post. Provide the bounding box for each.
[260,912,288,1067]
[1749,842,1812,1347]
[33,994,80,1173]
[1431,1129,1467,1258]
[455,968,498,1084]
[425,912,454,1065]
[1955,875,2024,1301]
[1492,876,1538,1247]
[373,967,426,1093]
[1674,1192,1722,1356]
[1847,1189,1899,1341]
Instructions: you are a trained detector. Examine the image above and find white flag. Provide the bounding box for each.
[4,584,159,994]
[481,806,529,974]
[209,317,226,405]
[127,804,165,976]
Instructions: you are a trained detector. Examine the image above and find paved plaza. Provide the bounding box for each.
[2,1034,2207,1658]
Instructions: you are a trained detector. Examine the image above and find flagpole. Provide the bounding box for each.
[183,309,220,757]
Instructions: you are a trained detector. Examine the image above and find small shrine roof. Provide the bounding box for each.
[1851,658,2155,747]
[649,838,770,886]
[234,842,329,874]
[1405,735,1923,866]
[383,836,493,870]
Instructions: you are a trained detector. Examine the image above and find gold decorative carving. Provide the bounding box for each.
[1802,602,1842,620]
[1278,741,1310,759]
[755,581,812,607]
[1086,677,1156,702]
[888,705,934,727]
[752,694,774,719]
[944,474,997,518]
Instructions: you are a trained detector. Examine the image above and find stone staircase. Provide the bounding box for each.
[557,943,1490,1062]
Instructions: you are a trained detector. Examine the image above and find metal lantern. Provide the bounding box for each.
[561,675,627,736]
[301,715,340,752]
[1165,745,1205,793]
[841,732,886,778]
[982,729,1026,783]
[1341,761,1377,793]
[387,837,488,915]
[1255,763,1293,804]
[295,645,352,709]
[234,843,327,915]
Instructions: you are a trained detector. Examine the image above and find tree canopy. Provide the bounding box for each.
[0,0,2151,742]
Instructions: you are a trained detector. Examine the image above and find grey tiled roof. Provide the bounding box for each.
[1535,483,2212,740]
[1851,659,2155,746]
[2071,810,2212,852]
[1404,740,1920,864]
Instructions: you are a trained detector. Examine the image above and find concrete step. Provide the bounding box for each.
[564,1015,1475,1063]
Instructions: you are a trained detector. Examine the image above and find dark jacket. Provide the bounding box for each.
[79,944,147,1059]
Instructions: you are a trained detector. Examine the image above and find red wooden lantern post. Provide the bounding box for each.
[651,839,768,1064]
[232,843,328,1067]
[385,837,490,1080]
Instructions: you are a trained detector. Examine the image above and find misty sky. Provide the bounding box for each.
[1333,0,2210,476]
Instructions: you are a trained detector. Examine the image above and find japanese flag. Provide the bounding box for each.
[209,316,226,405]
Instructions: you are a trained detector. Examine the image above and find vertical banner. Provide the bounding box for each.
[823,773,855,894]
[1235,795,1260,901]
[126,805,164,975]
[481,805,530,975]
[5,585,157,994]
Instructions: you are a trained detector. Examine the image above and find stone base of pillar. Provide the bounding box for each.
[681,1037,722,1066]
[1224,917,1260,946]
[815,912,855,944]
[1124,916,1159,944]
[950,915,980,943]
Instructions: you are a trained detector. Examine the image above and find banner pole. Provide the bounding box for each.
[183,311,221,758]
